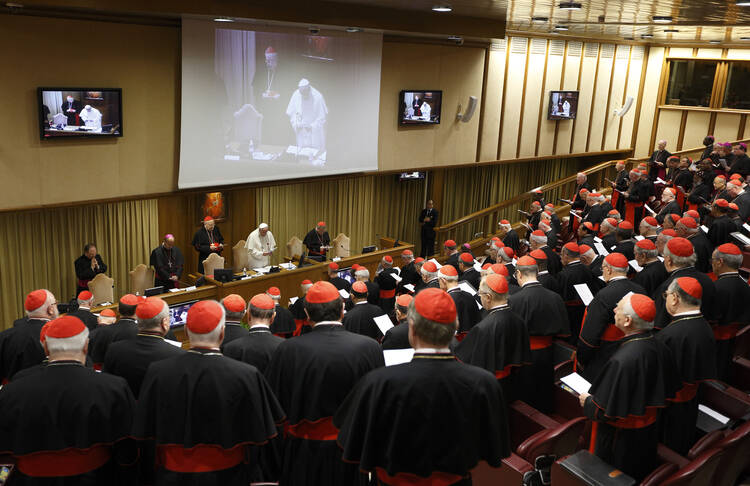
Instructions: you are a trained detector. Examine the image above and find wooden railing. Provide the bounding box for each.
[434,138,750,251]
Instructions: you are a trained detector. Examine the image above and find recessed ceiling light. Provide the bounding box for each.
[741,37,750,40]
[709,40,722,44]
[641,34,654,39]
[559,2,583,10]
[345,27,363,33]
[532,16,549,22]
[653,16,673,23]
[554,24,570,31]
[736,1,750,6]
[213,17,234,22]
[664,29,679,33]
[432,5,452,12]
[447,35,463,41]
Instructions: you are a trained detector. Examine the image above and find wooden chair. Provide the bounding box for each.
[331,233,351,258]
[287,236,303,259]
[88,273,114,306]
[202,253,225,278]
[232,240,249,272]
[130,264,154,295]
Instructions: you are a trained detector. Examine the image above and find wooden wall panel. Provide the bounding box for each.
[618,46,644,150]
[654,110,683,150]
[499,37,528,160]
[669,47,695,58]
[744,119,750,139]
[538,41,564,156]
[555,41,583,155]
[683,111,712,148]
[634,47,666,157]
[587,44,614,152]
[518,38,548,158]
[603,45,629,151]
[714,113,743,142]
[478,45,506,161]
[571,43,600,153]
[696,48,723,58]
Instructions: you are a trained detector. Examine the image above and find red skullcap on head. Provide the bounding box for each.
[460,252,474,264]
[729,179,743,187]
[351,281,368,295]
[490,263,508,276]
[563,242,579,254]
[717,243,741,255]
[39,321,53,343]
[444,240,456,248]
[415,257,425,264]
[730,173,743,180]
[301,279,313,285]
[528,250,546,261]
[636,239,657,250]
[422,261,438,273]
[729,203,739,210]
[532,230,545,237]
[608,210,620,215]
[717,174,727,180]
[25,289,47,311]
[490,237,501,243]
[590,192,602,198]
[46,316,86,339]
[317,221,326,227]
[500,219,510,224]
[203,216,213,222]
[328,262,339,270]
[666,237,694,257]
[629,294,656,323]
[643,216,658,227]
[136,297,166,319]
[439,265,458,277]
[250,294,275,310]
[618,221,634,230]
[100,309,116,317]
[685,210,700,219]
[402,249,413,257]
[186,300,224,334]
[395,295,413,310]
[604,252,629,269]
[222,294,246,313]
[267,286,281,296]
[579,188,589,195]
[481,263,492,270]
[583,222,596,231]
[668,214,681,223]
[579,244,593,254]
[414,288,457,325]
[606,218,619,227]
[662,229,678,237]
[77,291,92,301]
[306,281,340,304]
[502,247,515,259]
[383,255,393,263]
[485,274,509,294]
[678,217,697,229]
[714,199,729,208]
[120,294,139,306]
[533,189,543,194]
[517,256,537,266]
[675,277,702,299]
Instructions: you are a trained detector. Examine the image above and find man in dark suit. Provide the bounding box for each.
[60,94,83,125]
[419,200,438,258]
[69,291,98,331]
[74,243,108,295]
[648,140,671,181]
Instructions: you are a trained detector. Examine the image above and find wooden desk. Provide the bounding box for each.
[91,285,218,314]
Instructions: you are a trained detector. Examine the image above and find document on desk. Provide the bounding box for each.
[383,348,415,367]
[573,284,595,306]
[374,314,395,334]
[560,373,592,395]
[279,262,296,270]
[253,266,272,274]
[732,232,750,246]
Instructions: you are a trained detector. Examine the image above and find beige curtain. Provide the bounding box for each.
[0,199,159,330]
[256,174,424,264]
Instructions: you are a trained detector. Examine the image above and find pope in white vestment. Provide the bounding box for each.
[420,101,432,121]
[286,78,328,152]
[245,223,276,268]
[562,100,571,116]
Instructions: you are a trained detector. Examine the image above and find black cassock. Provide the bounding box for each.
[541,246,562,275]
[687,232,714,274]
[632,260,669,297]
[302,228,330,258]
[555,261,597,341]
[334,353,510,486]
[583,332,681,481]
[220,322,248,351]
[398,262,421,294]
[707,215,737,247]
[653,267,717,329]
[381,319,410,350]
[270,304,296,336]
[508,282,569,412]
[329,276,351,292]
[656,313,717,455]
[69,308,99,331]
[264,324,384,486]
[0,318,47,382]
[134,349,284,485]
[150,245,185,289]
[343,302,386,341]
[459,268,481,290]
[365,280,381,307]
[577,278,647,382]
[90,318,138,367]
[503,229,521,252]
[191,226,224,274]
[103,332,186,399]
[612,239,635,261]
[455,305,532,403]
[0,361,136,484]
[74,254,108,294]
[447,287,482,334]
[223,327,284,374]
[656,200,682,225]
[713,273,750,379]
[374,268,399,313]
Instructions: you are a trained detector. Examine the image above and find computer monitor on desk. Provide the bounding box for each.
[362,245,376,254]
[145,286,164,296]
[213,268,235,283]
[169,300,197,327]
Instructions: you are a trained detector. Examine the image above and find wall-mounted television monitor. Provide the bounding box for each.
[38,88,123,139]
[548,91,579,120]
[399,171,425,180]
[399,90,442,125]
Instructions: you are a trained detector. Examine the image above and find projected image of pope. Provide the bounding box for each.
[286,78,328,159]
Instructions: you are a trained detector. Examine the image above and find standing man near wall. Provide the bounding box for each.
[419,200,438,258]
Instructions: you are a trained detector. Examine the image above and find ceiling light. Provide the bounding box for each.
[624,36,634,40]
[559,2,582,10]
[709,40,722,44]
[345,27,363,33]
[532,16,549,22]
[736,1,750,6]
[741,37,750,40]
[641,34,654,39]
[664,29,679,33]
[213,17,234,22]
[432,5,452,12]
[554,24,570,31]
[447,35,463,41]
[652,16,673,23]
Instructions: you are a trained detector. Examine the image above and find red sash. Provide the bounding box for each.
[16,445,111,477]
[494,364,514,379]
[376,467,464,486]
[600,324,624,342]
[611,191,620,210]
[529,335,553,350]
[284,417,338,441]
[671,383,698,403]
[624,201,643,226]
[713,322,742,341]
[158,444,244,473]
[379,289,396,299]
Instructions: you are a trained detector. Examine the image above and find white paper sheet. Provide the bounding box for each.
[403,283,416,292]
[167,287,183,293]
[253,266,272,274]
[383,348,415,367]
[289,297,299,305]
[629,260,643,272]
[698,404,730,425]
[165,339,183,348]
[184,286,197,292]
[427,258,443,269]
[390,273,403,283]
[700,225,709,234]
[657,256,664,262]
[573,283,595,306]
[279,262,296,270]
[339,289,350,299]
[634,235,645,241]
[743,223,750,234]
[473,262,483,272]
[594,242,610,255]
[561,372,592,395]
[374,314,395,334]
[655,177,667,185]
[731,232,750,246]
[644,204,656,215]
[593,236,602,243]
[457,281,477,296]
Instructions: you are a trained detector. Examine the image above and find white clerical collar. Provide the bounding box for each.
[608,276,628,282]
[414,347,451,354]
[79,306,90,311]
[672,310,701,317]
[249,324,270,329]
[538,270,549,276]
[355,301,367,305]
[447,287,460,293]
[522,280,539,287]
[313,321,342,327]
[719,271,739,277]
[490,304,509,310]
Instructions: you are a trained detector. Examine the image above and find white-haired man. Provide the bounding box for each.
[70,290,98,331]
[648,139,671,181]
[498,219,520,252]
[439,265,481,337]
[224,294,284,373]
[656,188,681,225]
[290,279,314,336]
[632,239,669,296]
[529,229,561,274]
[419,261,440,290]
[0,315,136,483]
[134,300,285,485]
[266,286,296,337]
[245,223,276,268]
[355,266,381,306]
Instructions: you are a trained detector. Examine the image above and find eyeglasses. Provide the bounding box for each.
[662,291,674,300]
